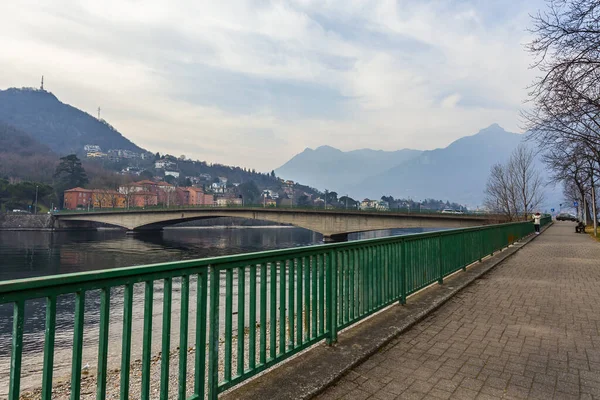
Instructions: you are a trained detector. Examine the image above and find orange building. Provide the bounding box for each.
[63,187,93,210]
[92,189,126,208]
[128,191,158,208]
[176,187,214,206]
[119,180,173,206]
[63,188,127,210]
[156,181,176,205]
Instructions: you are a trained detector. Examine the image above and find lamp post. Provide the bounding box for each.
[34,185,39,215]
[345,194,348,209]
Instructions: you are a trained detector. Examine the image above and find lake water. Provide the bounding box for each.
[0,226,441,396]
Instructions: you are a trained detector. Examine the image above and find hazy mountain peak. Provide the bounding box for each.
[275,145,422,193]
[314,145,342,152]
[476,123,507,135]
[275,124,546,208]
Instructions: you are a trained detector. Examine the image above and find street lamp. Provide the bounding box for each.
[34,185,38,215]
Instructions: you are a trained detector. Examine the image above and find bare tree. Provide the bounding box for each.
[484,145,544,220]
[523,0,600,235]
[542,142,596,219]
[484,163,517,219]
[511,145,545,218]
[526,0,600,114]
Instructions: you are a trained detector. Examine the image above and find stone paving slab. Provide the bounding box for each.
[315,222,600,400]
[224,225,548,400]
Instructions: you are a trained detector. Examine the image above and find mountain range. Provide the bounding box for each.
[275,146,422,193]
[276,124,554,207]
[0,88,143,155]
[0,86,556,208]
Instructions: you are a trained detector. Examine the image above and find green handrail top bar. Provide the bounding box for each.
[0,220,526,299]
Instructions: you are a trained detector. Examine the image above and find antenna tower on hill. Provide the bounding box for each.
[97,107,101,120]
[40,76,44,91]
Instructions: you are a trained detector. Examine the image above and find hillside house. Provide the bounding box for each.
[360,199,389,210]
[165,170,180,179]
[86,151,107,158]
[84,144,101,152]
[155,159,176,170]
[215,195,242,206]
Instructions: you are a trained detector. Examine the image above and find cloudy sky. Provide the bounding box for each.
[0,0,545,171]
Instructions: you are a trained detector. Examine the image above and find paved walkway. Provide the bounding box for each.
[316,223,600,400]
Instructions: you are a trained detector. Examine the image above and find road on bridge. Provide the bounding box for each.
[317,222,600,400]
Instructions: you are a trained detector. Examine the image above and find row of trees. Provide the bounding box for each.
[381,196,465,211]
[523,0,600,235]
[0,179,54,212]
[1,154,89,212]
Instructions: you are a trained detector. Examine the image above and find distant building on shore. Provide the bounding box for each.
[63,181,216,209]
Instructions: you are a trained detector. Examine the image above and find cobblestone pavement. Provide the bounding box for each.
[316,223,600,400]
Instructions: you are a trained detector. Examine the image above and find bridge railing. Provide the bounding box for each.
[0,221,538,400]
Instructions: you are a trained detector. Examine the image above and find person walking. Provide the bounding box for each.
[533,212,541,234]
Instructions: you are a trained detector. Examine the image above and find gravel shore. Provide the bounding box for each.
[18,316,299,400]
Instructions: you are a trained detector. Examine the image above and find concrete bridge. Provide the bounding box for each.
[54,207,500,241]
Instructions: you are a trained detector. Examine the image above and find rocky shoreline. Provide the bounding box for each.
[0,214,55,230]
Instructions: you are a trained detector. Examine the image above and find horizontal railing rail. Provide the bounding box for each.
[0,220,542,400]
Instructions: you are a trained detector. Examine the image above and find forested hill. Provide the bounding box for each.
[0,122,54,157]
[0,122,58,182]
[0,88,144,155]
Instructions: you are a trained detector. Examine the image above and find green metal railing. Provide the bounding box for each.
[0,221,541,400]
[540,215,552,227]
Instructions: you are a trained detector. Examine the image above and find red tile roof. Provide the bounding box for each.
[64,187,91,192]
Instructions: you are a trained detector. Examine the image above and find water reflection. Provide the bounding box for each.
[0,228,322,281]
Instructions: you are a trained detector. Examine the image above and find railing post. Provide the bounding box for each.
[400,240,407,305]
[326,250,338,345]
[478,227,483,262]
[437,233,443,285]
[461,232,467,271]
[8,301,24,400]
[208,264,220,400]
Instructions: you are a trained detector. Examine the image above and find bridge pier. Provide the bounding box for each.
[323,233,348,243]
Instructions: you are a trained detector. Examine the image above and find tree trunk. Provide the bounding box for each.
[592,174,598,237]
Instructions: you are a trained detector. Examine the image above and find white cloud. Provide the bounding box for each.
[441,94,461,109]
[0,0,544,171]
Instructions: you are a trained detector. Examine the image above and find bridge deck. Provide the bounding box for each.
[317,222,600,400]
